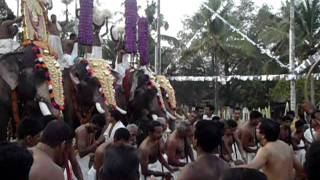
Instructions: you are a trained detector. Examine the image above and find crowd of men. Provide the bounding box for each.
[1,102,320,180]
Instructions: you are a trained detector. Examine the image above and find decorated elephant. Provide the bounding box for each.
[63,59,121,129]
[0,45,63,140]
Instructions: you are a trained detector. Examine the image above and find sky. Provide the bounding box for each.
[6,0,284,37]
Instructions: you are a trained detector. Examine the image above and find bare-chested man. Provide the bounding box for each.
[222,119,245,164]
[29,120,73,180]
[92,128,131,180]
[0,12,23,54]
[47,14,68,60]
[237,110,262,162]
[166,121,194,167]
[241,119,304,180]
[139,121,176,179]
[75,114,106,179]
[179,120,229,180]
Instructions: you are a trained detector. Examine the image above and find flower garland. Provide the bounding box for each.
[138,17,150,65]
[34,48,64,111]
[125,0,138,54]
[79,0,94,45]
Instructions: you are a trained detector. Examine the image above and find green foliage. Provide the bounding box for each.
[168,0,320,108]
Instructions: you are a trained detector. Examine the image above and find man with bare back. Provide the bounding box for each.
[29,120,73,180]
[241,119,304,180]
[178,120,229,180]
[91,128,131,180]
[139,121,176,180]
[237,111,262,162]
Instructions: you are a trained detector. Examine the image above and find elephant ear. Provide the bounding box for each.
[0,57,19,90]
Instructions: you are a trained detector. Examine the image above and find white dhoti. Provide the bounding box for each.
[48,35,63,59]
[139,160,169,180]
[245,152,256,163]
[0,39,19,54]
[71,42,79,58]
[89,46,103,59]
[76,155,91,180]
[231,143,244,161]
[172,157,191,180]
[294,141,306,165]
[87,166,97,180]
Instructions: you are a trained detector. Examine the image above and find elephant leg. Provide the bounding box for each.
[0,102,11,141]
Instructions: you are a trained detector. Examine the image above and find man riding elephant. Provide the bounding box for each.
[0,10,23,54]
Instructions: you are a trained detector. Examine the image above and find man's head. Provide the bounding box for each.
[280,115,293,126]
[114,128,130,145]
[206,105,215,116]
[249,111,262,126]
[41,120,73,166]
[194,120,223,153]
[304,141,320,180]
[91,113,106,132]
[222,168,267,180]
[224,119,238,136]
[176,121,193,138]
[102,145,140,180]
[257,119,280,144]
[18,118,43,147]
[0,142,33,180]
[295,120,306,134]
[148,121,163,141]
[108,108,122,123]
[156,117,168,132]
[127,124,139,147]
[234,108,241,121]
[286,111,295,120]
[51,14,57,22]
[70,33,77,40]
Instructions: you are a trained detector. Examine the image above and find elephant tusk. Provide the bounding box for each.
[95,103,106,114]
[39,102,52,116]
[116,106,127,115]
[152,114,158,121]
[166,110,177,120]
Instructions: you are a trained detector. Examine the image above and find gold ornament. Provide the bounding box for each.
[87,59,116,106]
[42,55,64,107]
[156,75,177,110]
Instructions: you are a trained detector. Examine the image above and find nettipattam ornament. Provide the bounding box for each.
[84,59,116,106]
[156,75,177,110]
[35,51,64,110]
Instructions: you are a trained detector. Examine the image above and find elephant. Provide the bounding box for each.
[0,45,61,141]
[120,68,178,144]
[63,60,111,129]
